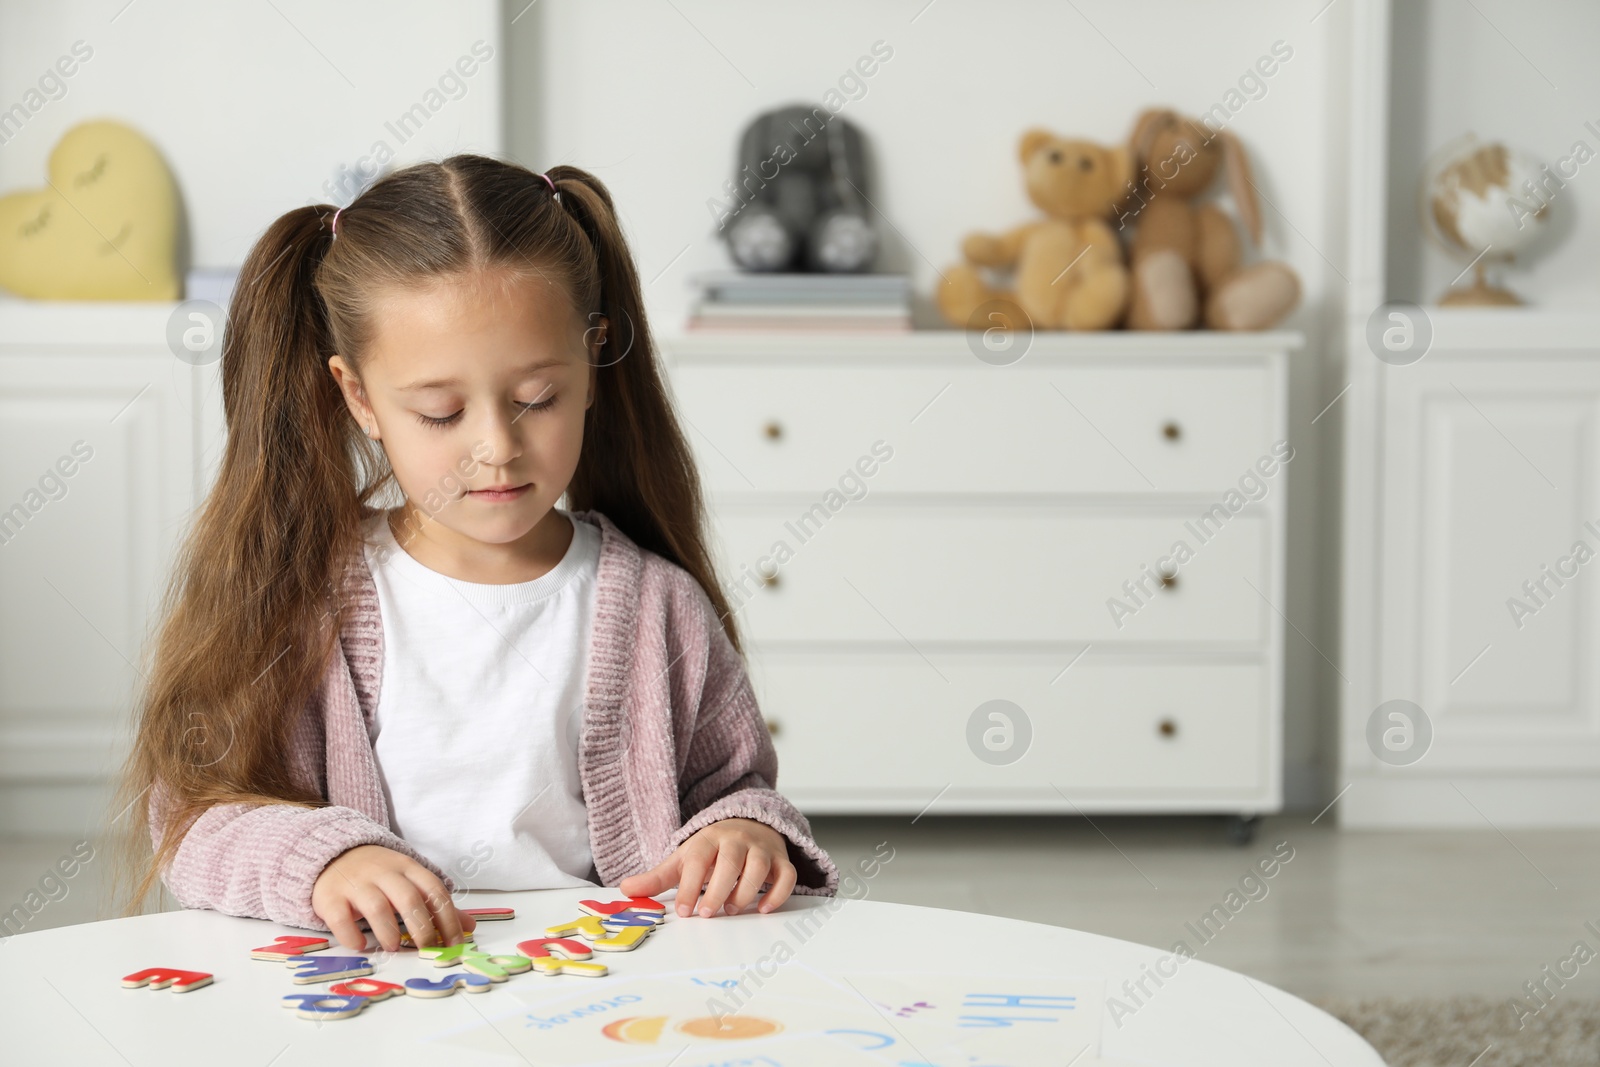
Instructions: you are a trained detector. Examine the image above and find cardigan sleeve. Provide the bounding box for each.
[148,777,459,932]
[663,576,840,897]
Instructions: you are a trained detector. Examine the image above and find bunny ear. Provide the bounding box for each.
[1220,130,1263,246]
[1129,108,1179,168]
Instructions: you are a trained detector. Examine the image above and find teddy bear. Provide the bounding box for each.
[1118,108,1299,330]
[938,128,1132,331]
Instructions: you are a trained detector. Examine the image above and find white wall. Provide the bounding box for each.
[0,0,502,270]
[509,0,1354,809]
[1387,0,1600,308]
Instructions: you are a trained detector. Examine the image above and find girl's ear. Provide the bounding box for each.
[327,354,375,433]
[583,315,608,409]
[583,314,608,361]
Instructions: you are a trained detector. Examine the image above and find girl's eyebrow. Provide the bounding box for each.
[397,359,568,392]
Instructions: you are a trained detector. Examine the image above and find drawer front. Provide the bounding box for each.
[711,504,1268,646]
[751,651,1267,797]
[670,363,1276,496]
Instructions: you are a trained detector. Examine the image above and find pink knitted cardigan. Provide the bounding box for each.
[149,508,838,931]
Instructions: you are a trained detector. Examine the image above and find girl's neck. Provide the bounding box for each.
[385,502,575,585]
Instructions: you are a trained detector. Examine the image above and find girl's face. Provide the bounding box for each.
[328,269,603,567]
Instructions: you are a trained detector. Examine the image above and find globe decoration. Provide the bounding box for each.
[1420,134,1552,306]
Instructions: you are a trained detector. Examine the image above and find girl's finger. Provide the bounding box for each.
[725,849,773,915]
[322,899,367,952]
[407,871,467,947]
[696,844,747,918]
[381,874,441,949]
[757,859,798,914]
[621,856,679,898]
[675,849,713,918]
[356,887,405,953]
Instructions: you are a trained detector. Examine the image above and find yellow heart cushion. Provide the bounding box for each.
[0,119,180,300]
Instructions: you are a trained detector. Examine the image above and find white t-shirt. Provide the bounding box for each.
[361,507,600,890]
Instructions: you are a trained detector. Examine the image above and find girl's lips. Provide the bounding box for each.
[468,484,531,502]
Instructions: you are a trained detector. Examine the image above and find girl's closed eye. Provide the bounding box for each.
[414,395,556,428]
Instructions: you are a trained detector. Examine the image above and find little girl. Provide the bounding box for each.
[109,156,838,953]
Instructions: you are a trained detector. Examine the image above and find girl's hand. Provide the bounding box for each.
[619,817,798,918]
[311,844,477,952]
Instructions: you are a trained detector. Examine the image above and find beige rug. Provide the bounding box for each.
[1314,996,1600,1066]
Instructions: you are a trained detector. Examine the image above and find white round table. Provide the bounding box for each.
[3,889,1381,1065]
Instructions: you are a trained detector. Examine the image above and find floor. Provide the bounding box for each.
[5,814,1596,1002]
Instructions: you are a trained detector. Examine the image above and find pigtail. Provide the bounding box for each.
[548,167,743,654]
[106,205,367,919]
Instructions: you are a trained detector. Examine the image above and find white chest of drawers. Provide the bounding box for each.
[660,330,1300,825]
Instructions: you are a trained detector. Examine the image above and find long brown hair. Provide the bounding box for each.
[105,156,736,920]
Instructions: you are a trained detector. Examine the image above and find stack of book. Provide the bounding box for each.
[687,272,912,332]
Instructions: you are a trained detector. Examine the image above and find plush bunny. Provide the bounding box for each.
[938,128,1131,331]
[1119,109,1299,331]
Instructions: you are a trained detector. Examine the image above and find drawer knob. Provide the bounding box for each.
[1158,718,1178,738]
[763,420,783,441]
[765,717,781,736]
[761,570,781,588]
[1159,573,1178,591]
[1161,420,1182,441]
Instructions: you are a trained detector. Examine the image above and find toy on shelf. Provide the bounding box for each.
[718,105,878,273]
[938,128,1132,332]
[1120,108,1300,330]
[0,120,181,301]
[1421,133,1551,306]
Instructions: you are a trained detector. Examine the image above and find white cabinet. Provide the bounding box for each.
[1333,0,1600,826]
[1341,312,1600,825]
[0,300,211,834]
[661,331,1299,819]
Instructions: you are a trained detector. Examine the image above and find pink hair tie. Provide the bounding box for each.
[330,206,343,239]
[537,172,560,203]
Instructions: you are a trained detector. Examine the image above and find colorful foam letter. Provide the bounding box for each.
[578,896,666,917]
[598,910,662,930]
[328,978,405,1002]
[530,956,609,978]
[416,943,533,981]
[463,953,533,981]
[515,937,594,960]
[590,925,651,952]
[250,935,330,961]
[287,955,373,984]
[121,967,213,993]
[404,972,493,998]
[546,915,608,940]
[281,993,371,1020]
[460,907,515,921]
[415,942,481,968]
